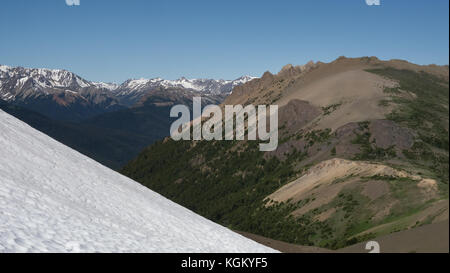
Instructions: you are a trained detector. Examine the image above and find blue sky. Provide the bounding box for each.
[0,0,448,83]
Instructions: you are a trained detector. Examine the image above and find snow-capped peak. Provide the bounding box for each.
[0,64,257,107]
[0,65,11,73]
[91,82,119,91]
[117,75,256,95]
[0,65,92,98]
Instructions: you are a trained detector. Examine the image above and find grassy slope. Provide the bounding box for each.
[366,68,449,184]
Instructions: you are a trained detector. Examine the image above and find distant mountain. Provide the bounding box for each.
[0,64,256,168]
[113,75,256,106]
[0,65,123,121]
[91,81,120,90]
[0,65,91,95]
[0,64,256,119]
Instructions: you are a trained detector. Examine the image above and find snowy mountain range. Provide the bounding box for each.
[115,75,255,95]
[0,65,90,101]
[0,65,256,120]
[0,109,274,252]
[0,64,257,167]
[0,64,255,103]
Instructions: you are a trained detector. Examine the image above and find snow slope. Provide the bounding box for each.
[0,110,275,253]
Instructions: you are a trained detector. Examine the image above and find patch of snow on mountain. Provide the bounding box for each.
[125,78,152,91]
[117,75,256,96]
[0,110,275,253]
[0,65,10,73]
[92,82,119,90]
[0,65,92,93]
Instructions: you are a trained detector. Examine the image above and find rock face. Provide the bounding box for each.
[279,99,322,133]
[369,119,415,150]
[224,61,318,106]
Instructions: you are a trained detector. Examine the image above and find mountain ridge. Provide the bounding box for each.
[0,64,256,100]
[0,64,256,120]
[121,56,449,251]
